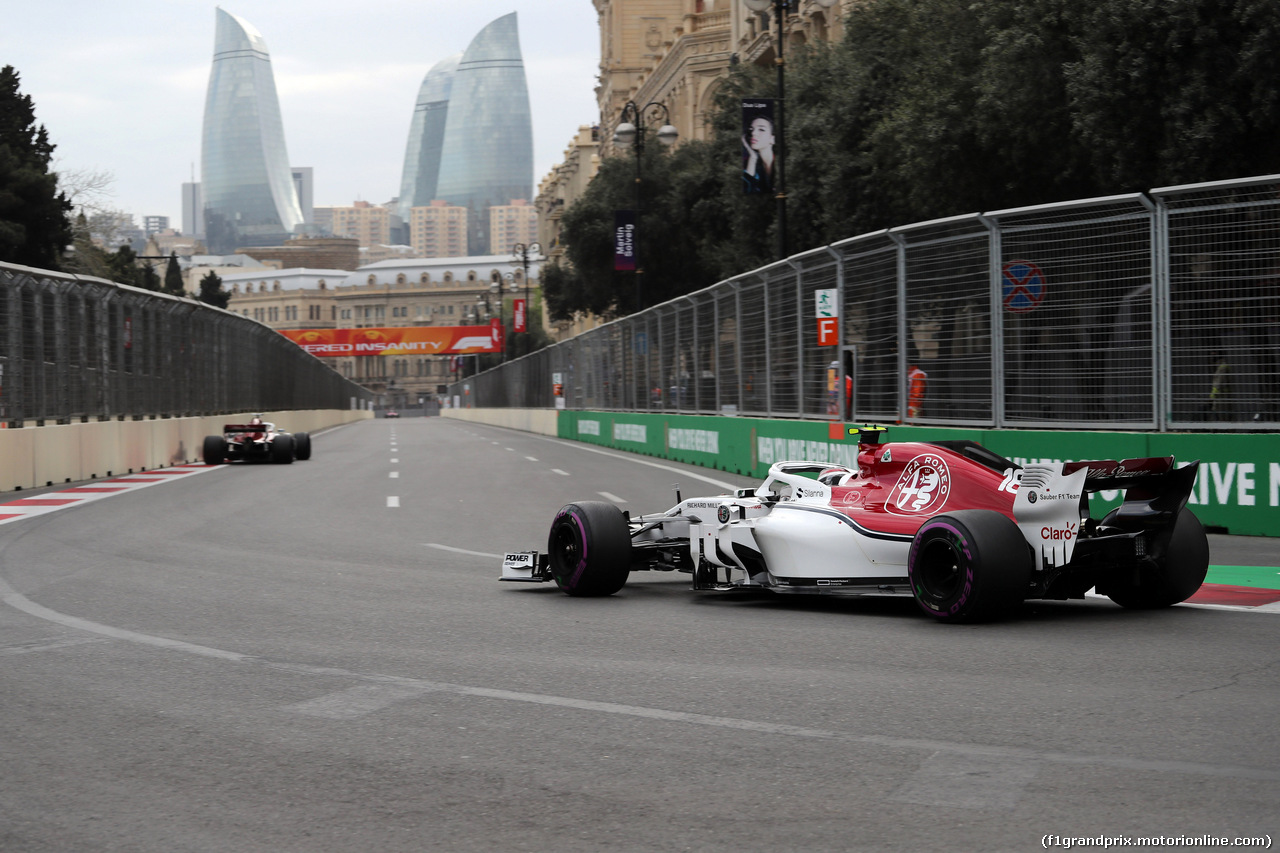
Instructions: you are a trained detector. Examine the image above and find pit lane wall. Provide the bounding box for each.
[0,409,372,493]
[443,408,1277,537]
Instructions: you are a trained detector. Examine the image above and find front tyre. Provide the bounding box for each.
[1105,508,1209,609]
[908,510,1032,623]
[546,501,631,597]
[293,432,312,461]
[203,435,226,465]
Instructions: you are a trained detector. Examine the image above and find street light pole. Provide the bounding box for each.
[744,0,840,260]
[613,102,678,313]
[512,241,541,351]
[487,278,507,363]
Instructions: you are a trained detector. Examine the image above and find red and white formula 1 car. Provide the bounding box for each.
[202,416,311,465]
[501,427,1208,622]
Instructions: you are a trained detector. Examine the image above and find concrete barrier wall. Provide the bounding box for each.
[0,409,372,492]
[441,407,558,436]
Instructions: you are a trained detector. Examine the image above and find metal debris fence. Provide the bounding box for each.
[0,265,372,425]
[451,174,1280,432]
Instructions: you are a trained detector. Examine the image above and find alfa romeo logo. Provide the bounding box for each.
[717,505,731,524]
[887,454,952,515]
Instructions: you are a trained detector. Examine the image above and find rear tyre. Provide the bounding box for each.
[546,501,631,597]
[271,434,295,464]
[293,432,312,461]
[203,435,226,465]
[1106,508,1209,609]
[908,510,1032,622]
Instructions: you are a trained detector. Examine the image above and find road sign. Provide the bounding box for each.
[1002,261,1047,313]
[815,288,837,318]
[817,317,839,346]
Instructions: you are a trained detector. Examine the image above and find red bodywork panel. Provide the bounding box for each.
[223,424,274,443]
[828,442,1017,538]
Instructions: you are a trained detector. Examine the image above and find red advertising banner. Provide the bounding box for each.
[513,298,527,333]
[280,326,502,356]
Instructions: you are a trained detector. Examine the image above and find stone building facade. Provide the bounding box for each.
[225,256,541,409]
[234,236,360,271]
[532,3,843,341]
[409,201,469,258]
[593,0,844,155]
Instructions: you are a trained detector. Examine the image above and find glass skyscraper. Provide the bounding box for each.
[397,53,461,224]
[201,8,303,254]
[431,13,534,256]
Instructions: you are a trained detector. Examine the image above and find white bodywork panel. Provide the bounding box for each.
[752,508,895,579]
[670,471,912,583]
[1013,463,1089,570]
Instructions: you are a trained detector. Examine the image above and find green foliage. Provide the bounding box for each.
[63,211,115,280]
[0,65,73,270]
[197,271,228,309]
[551,128,759,321]
[1062,0,1280,189]
[466,287,555,371]
[164,252,185,296]
[104,244,147,290]
[552,0,1280,320]
[138,261,160,292]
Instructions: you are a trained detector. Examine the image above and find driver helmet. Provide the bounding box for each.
[818,467,855,487]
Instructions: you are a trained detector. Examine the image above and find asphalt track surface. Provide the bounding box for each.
[0,418,1276,852]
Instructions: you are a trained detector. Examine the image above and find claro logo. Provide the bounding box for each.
[1041,523,1078,541]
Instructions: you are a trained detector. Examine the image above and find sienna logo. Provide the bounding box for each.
[887,454,951,515]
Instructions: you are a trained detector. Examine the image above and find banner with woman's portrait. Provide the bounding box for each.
[741,99,776,195]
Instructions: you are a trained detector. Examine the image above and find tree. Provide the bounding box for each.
[1063,0,1280,190]
[138,261,160,292]
[105,244,149,290]
[0,65,73,269]
[197,271,228,308]
[550,0,1280,320]
[63,210,115,280]
[57,166,116,220]
[164,252,185,296]
[547,134,735,322]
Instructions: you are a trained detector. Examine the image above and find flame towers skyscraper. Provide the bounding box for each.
[399,13,533,256]
[397,53,461,225]
[201,8,303,254]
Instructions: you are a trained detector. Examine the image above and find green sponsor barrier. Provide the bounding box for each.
[558,411,1280,537]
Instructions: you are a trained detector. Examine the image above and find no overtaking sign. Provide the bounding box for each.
[1002,261,1047,313]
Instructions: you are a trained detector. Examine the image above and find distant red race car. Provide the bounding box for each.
[203,416,311,465]
[502,426,1208,622]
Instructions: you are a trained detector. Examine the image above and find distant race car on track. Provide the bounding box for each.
[203,416,311,465]
[501,426,1209,622]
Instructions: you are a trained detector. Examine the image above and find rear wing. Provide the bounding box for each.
[1062,456,1179,488]
[223,424,270,433]
[1014,457,1199,570]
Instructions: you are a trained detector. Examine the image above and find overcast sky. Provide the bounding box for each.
[8,1,602,226]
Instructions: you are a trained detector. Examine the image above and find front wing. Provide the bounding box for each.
[501,551,551,583]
